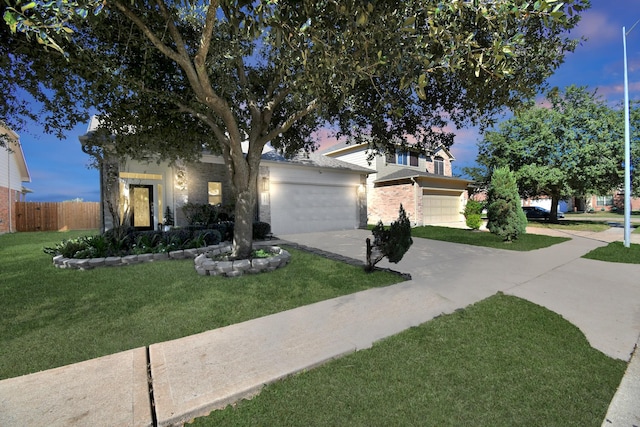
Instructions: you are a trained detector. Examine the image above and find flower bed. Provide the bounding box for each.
[51,242,291,277]
[194,246,290,277]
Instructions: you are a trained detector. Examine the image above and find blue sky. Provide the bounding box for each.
[16,1,640,202]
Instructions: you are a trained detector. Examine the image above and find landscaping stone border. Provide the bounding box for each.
[51,244,232,270]
[194,246,290,277]
[51,242,290,278]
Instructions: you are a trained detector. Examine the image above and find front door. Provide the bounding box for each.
[129,185,154,230]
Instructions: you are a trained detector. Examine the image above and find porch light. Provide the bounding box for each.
[262,177,269,192]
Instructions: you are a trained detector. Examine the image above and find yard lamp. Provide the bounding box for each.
[622,21,639,248]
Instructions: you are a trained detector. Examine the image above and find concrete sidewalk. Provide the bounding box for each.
[1,226,639,426]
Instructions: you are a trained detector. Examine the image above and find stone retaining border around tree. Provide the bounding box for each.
[194,246,290,277]
[50,242,290,278]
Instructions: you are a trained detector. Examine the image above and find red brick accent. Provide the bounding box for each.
[0,186,19,233]
[369,182,417,225]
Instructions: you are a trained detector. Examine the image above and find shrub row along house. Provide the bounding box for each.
[79,118,471,235]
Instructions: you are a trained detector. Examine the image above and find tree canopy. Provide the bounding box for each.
[471,85,630,220]
[2,0,590,256]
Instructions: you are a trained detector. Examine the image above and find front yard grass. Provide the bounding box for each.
[194,293,625,426]
[410,225,569,250]
[583,241,640,264]
[526,220,611,232]
[0,231,402,380]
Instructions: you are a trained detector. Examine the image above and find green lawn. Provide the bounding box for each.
[193,293,626,426]
[526,220,610,232]
[583,241,640,264]
[410,225,569,250]
[0,230,401,380]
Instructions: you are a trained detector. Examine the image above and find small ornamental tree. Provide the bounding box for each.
[366,204,413,272]
[486,167,527,242]
[463,199,483,230]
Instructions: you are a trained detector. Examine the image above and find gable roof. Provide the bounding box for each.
[262,149,375,174]
[375,169,471,185]
[1,124,31,182]
[322,139,456,161]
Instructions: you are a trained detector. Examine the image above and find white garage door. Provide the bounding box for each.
[423,190,463,224]
[270,183,357,235]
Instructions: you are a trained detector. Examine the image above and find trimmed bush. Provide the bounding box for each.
[366,204,413,271]
[486,167,527,242]
[463,200,484,230]
[253,221,272,240]
[465,214,483,230]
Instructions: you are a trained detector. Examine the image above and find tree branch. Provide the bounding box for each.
[258,98,318,145]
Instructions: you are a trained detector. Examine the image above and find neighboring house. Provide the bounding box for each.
[589,193,640,213]
[323,141,472,225]
[79,123,372,235]
[0,125,32,234]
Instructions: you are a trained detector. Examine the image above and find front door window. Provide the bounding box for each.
[130,185,154,230]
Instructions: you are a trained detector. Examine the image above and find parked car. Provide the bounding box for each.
[522,206,565,220]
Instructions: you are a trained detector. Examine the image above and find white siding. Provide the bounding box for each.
[0,147,24,191]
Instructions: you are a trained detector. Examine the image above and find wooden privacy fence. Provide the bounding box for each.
[14,202,100,232]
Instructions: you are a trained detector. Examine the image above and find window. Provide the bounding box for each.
[409,152,419,167]
[596,195,613,206]
[396,151,407,165]
[208,182,222,205]
[385,151,396,164]
[434,157,444,175]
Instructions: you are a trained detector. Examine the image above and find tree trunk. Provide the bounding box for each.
[550,194,560,223]
[232,187,256,259]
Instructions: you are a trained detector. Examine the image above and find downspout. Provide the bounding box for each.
[410,177,418,226]
[8,148,12,232]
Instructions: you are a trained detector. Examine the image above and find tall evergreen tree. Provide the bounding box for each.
[486,166,527,242]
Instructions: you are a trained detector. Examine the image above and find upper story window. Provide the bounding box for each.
[388,150,420,167]
[397,151,408,165]
[434,157,444,175]
[385,151,396,164]
[409,152,419,167]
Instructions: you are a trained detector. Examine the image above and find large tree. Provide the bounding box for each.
[3,0,589,257]
[473,85,623,221]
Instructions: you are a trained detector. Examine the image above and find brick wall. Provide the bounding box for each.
[369,182,417,225]
[0,186,20,233]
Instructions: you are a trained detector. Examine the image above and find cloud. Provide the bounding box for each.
[449,127,481,166]
[595,81,640,98]
[573,11,620,47]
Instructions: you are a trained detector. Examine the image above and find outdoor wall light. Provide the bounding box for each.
[262,177,269,192]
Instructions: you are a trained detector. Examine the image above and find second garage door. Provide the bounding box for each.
[422,190,463,224]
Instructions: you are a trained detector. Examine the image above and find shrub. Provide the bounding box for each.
[44,237,92,258]
[193,229,222,246]
[465,214,483,230]
[366,204,413,272]
[463,200,484,230]
[253,221,272,240]
[486,167,527,242]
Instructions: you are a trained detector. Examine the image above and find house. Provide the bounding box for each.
[322,141,472,225]
[0,125,32,233]
[79,122,372,235]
